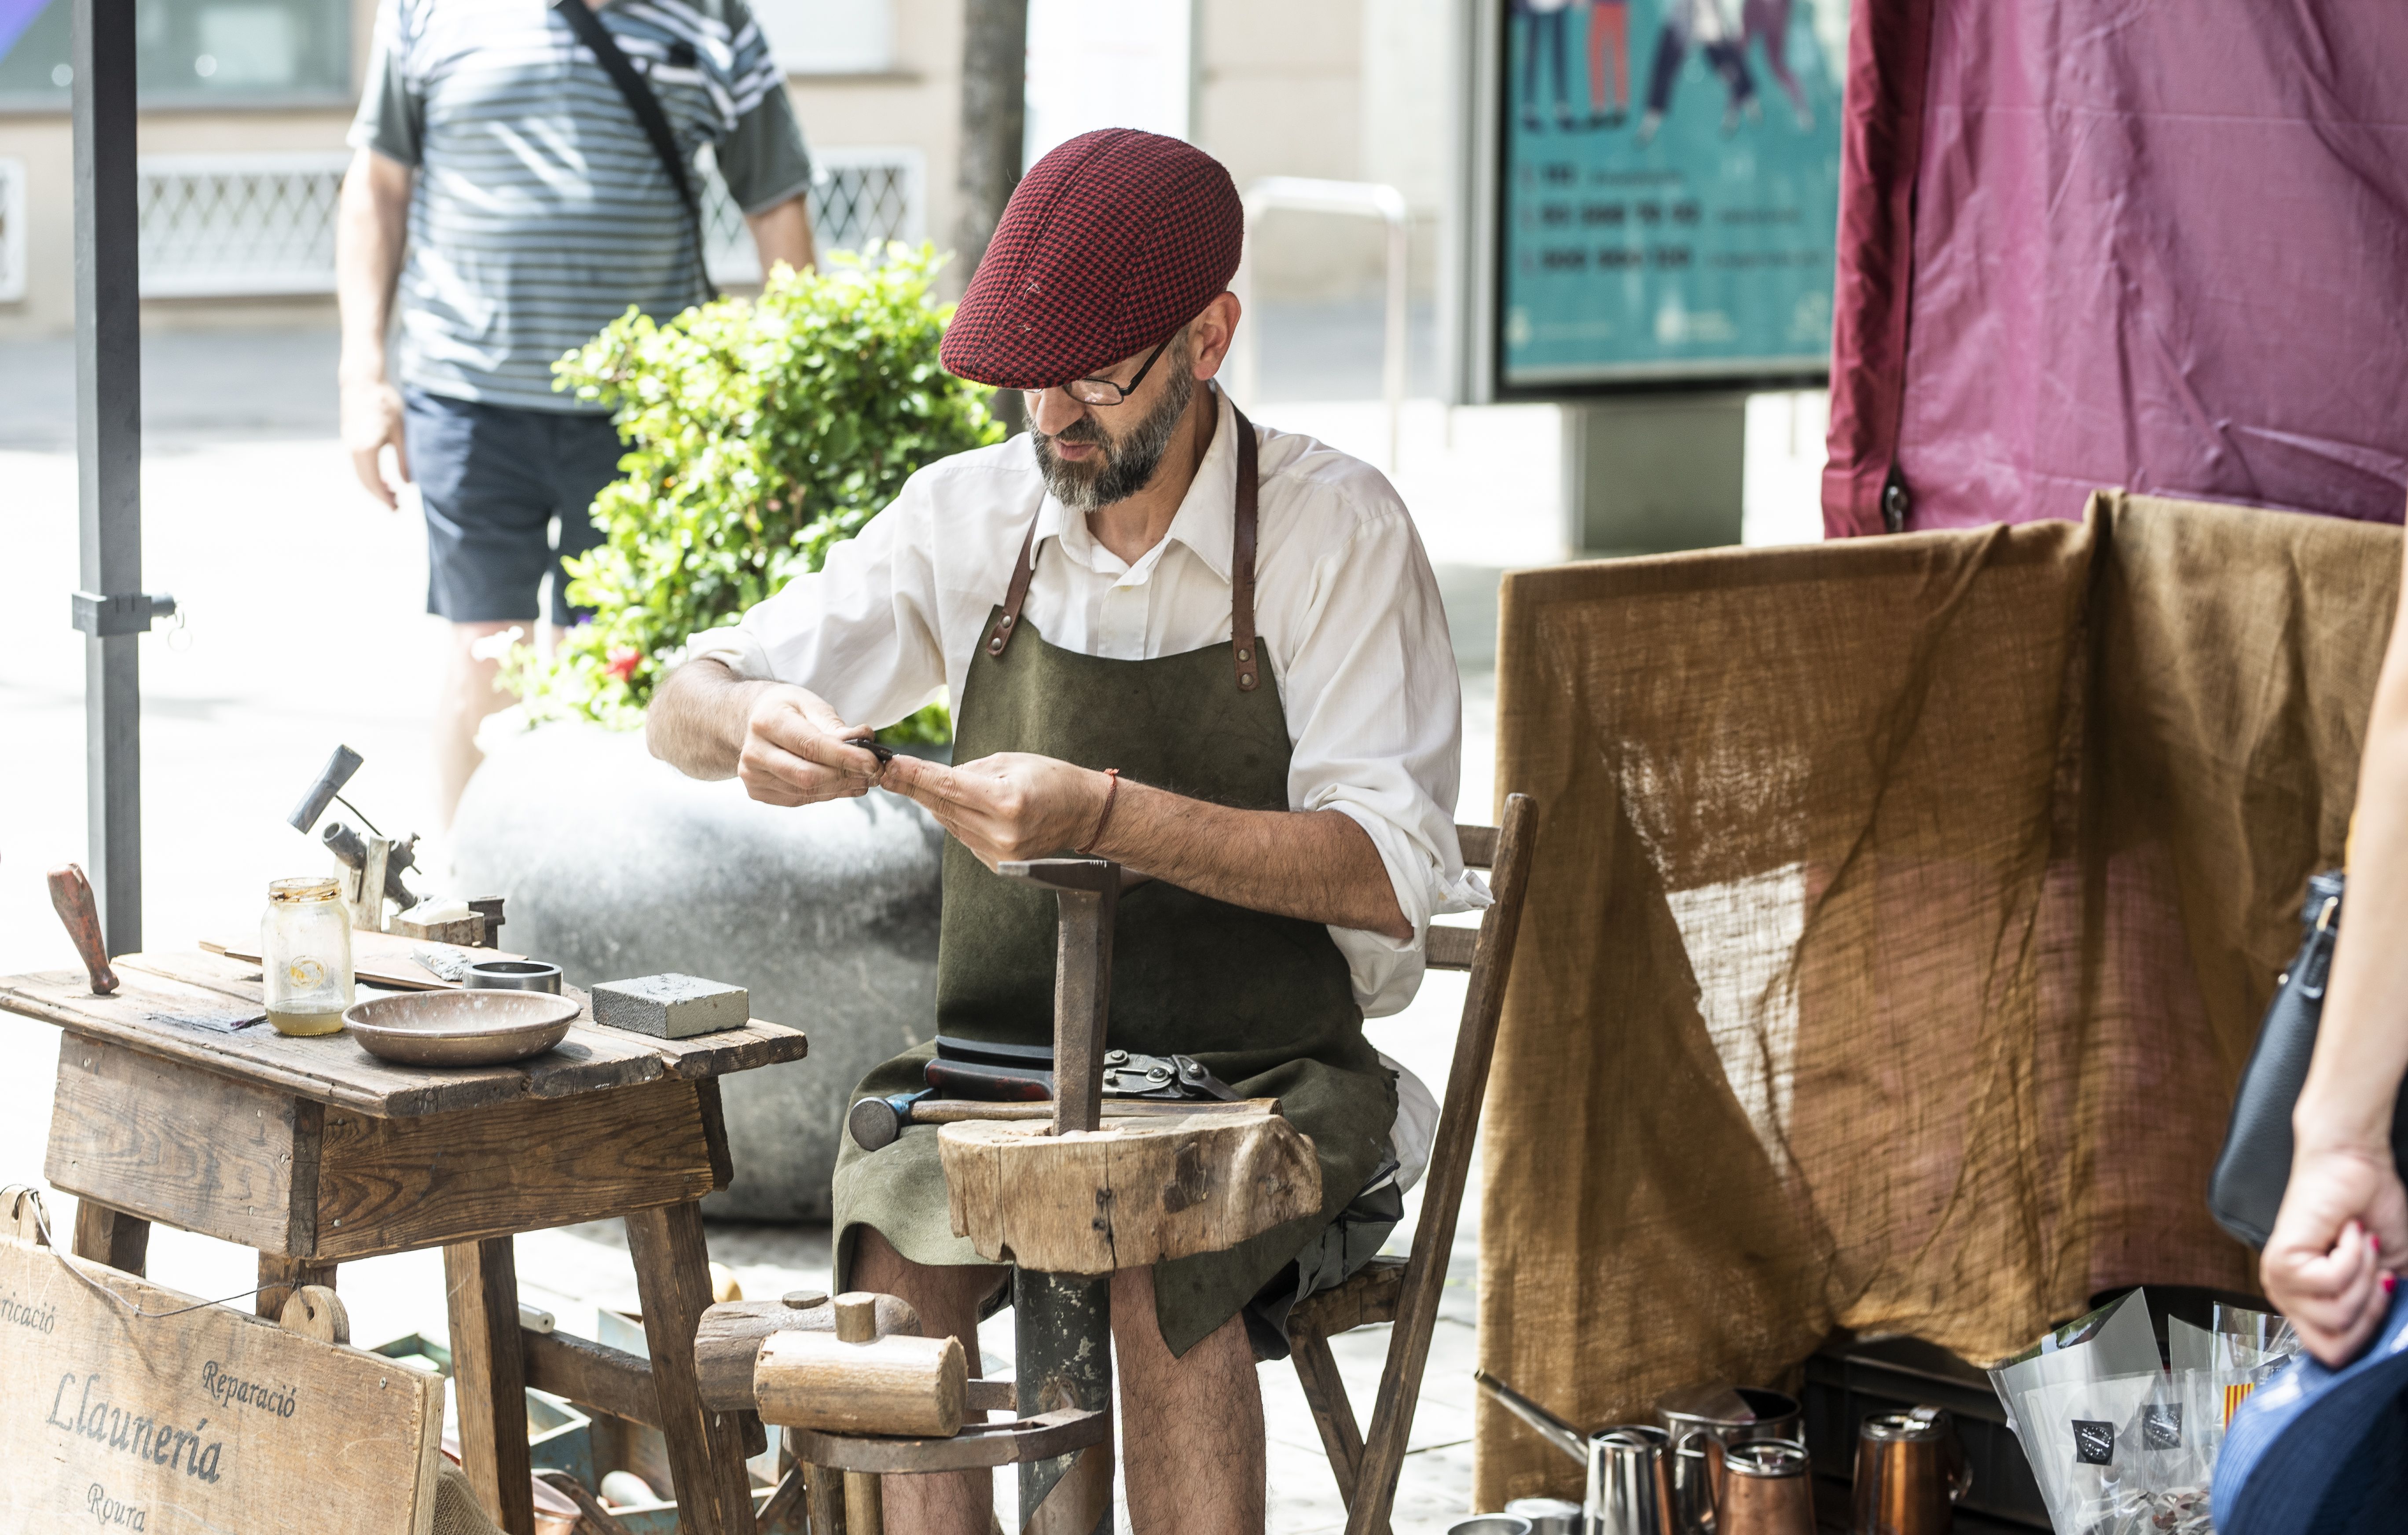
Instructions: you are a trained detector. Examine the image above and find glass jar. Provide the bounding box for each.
[261,877,354,1036]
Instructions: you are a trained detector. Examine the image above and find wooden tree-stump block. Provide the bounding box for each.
[938,1109,1321,1274]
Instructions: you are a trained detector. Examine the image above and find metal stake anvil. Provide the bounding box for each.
[993,856,1120,1535]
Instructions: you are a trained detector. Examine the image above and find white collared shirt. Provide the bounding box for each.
[684,387,1482,1019]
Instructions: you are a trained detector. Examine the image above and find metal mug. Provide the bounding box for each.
[466,958,563,995]
[1506,1497,1586,1535]
[1852,1407,1972,1535]
[1449,1520,1534,1535]
[1714,1440,1816,1535]
[1655,1384,1805,1535]
[1586,1424,1674,1535]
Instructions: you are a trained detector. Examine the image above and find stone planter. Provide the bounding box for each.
[452,722,943,1220]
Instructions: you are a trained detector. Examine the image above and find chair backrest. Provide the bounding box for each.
[1424,823,1499,972]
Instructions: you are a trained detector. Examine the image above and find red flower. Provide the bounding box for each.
[606,646,642,682]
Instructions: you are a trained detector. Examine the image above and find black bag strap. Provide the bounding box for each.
[550,0,719,301]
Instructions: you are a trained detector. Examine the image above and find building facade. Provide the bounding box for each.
[0,0,1439,338]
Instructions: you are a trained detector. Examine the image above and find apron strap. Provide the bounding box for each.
[1230,402,1262,692]
[986,511,1040,659]
[987,393,1262,692]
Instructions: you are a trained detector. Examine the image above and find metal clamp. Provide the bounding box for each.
[70,589,176,637]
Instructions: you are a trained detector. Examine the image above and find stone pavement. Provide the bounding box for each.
[0,323,1824,1531]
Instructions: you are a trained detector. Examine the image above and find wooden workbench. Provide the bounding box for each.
[0,948,811,1535]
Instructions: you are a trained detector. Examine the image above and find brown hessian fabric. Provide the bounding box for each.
[1474,493,2402,1509]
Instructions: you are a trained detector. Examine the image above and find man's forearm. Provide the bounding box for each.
[745,195,815,277]
[336,149,411,383]
[648,659,771,779]
[1093,782,1411,941]
[2298,533,2408,1149]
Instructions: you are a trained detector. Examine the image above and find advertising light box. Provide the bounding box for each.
[1496,0,1845,392]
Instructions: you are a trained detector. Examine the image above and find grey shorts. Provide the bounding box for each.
[403,388,624,627]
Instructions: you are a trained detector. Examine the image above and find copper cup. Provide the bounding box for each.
[1715,1440,1817,1535]
[1853,1408,1972,1535]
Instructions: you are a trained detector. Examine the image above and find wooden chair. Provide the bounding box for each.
[1286,792,1540,1535]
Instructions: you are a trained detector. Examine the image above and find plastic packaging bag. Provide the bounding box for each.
[1989,1291,2220,1535]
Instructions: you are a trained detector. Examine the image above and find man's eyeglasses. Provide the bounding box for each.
[1028,331,1178,408]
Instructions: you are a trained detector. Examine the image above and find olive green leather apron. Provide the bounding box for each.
[832,405,1398,1358]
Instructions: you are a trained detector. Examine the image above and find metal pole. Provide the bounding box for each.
[958,0,1028,433]
[71,0,161,956]
[1014,1269,1112,1535]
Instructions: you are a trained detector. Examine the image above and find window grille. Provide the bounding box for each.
[704,146,927,286]
[0,157,25,303]
[137,152,349,298]
[127,145,927,299]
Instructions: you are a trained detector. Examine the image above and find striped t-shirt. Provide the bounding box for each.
[351,0,813,411]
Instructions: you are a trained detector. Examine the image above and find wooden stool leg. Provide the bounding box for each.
[1290,1323,1369,1505]
[70,1199,149,1275]
[446,1235,536,1535]
[804,1461,845,1535]
[843,1471,883,1535]
[628,1200,757,1535]
[255,1254,337,1320]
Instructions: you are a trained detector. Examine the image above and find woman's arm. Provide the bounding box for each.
[2265,526,2408,1362]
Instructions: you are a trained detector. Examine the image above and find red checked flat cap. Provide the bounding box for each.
[941,129,1244,390]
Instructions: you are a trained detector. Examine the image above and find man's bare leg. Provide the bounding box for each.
[1114,1265,1265,1535]
[852,1229,1004,1535]
[437,619,546,828]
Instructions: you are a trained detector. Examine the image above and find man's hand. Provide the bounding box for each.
[2263,1138,2408,1365]
[879,753,1109,868]
[738,685,887,806]
[342,378,411,508]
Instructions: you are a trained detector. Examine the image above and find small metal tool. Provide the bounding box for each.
[842,733,898,764]
[323,819,419,907]
[996,858,1118,1135]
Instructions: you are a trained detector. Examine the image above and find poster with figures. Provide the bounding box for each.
[1498,0,1844,389]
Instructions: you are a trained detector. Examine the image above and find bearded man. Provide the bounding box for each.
[646,129,1476,1534]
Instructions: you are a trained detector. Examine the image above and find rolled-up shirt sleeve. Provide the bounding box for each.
[1277,497,1488,1017]
[683,471,950,729]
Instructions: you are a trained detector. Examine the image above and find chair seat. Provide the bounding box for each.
[1292,1254,1407,1338]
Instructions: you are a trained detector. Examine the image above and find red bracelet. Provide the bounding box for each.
[1076,768,1120,855]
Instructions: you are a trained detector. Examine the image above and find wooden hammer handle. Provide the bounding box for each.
[47,864,117,995]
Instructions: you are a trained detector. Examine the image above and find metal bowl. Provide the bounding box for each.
[344,989,580,1067]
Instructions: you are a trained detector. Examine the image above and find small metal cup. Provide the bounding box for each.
[1717,1440,1816,1535]
[1448,1520,1534,1535]
[465,959,563,995]
[1853,1407,1971,1535]
[1586,1424,1671,1535]
[1505,1497,1585,1535]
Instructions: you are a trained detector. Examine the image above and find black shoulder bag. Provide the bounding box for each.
[2209,872,2408,1247]
[550,0,719,302]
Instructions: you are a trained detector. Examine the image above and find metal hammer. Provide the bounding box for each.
[996,857,1117,1134]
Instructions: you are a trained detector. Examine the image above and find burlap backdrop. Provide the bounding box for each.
[1475,493,2401,1507]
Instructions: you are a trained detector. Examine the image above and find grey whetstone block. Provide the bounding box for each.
[591,973,750,1039]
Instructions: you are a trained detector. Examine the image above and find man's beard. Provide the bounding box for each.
[1033,360,1195,515]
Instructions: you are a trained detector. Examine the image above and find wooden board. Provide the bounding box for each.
[0,957,810,1120]
[938,1109,1323,1275]
[201,930,526,992]
[0,1233,443,1535]
[44,1039,315,1256]
[313,1079,716,1260]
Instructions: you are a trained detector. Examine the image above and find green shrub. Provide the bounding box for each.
[503,243,1002,736]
